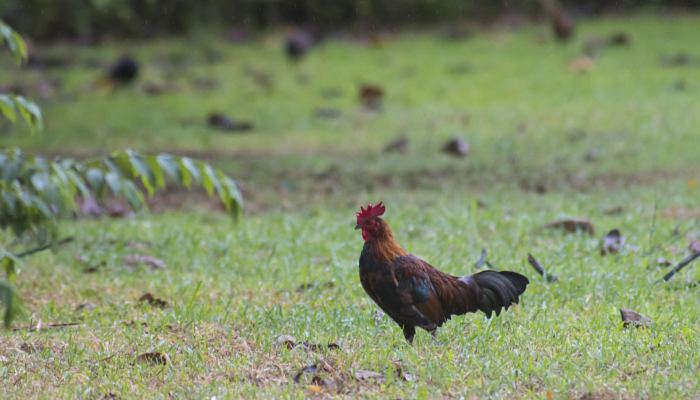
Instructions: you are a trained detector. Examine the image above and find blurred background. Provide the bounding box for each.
[3,1,700,40]
[1,0,699,212]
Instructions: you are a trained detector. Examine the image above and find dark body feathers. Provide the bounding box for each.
[358,221,528,343]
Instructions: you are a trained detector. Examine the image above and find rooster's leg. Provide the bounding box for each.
[402,325,416,344]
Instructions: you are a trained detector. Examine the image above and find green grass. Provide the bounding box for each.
[1,13,700,399]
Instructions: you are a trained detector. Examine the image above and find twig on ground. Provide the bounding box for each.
[13,321,81,331]
[16,237,75,258]
[660,251,700,282]
[528,253,558,282]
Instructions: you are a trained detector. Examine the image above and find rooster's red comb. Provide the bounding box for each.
[356,202,386,223]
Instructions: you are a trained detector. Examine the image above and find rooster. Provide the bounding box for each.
[355,202,529,343]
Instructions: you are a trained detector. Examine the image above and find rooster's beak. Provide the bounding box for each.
[354,224,361,230]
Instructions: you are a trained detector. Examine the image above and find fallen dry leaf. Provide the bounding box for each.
[207,112,254,132]
[608,32,631,47]
[75,303,96,312]
[393,361,417,382]
[136,352,168,365]
[544,218,595,235]
[143,82,177,96]
[125,255,166,270]
[660,53,700,68]
[191,77,218,91]
[354,369,385,383]
[19,342,39,353]
[295,281,335,292]
[383,136,409,154]
[602,206,624,215]
[305,384,323,394]
[275,335,297,350]
[359,84,384,109]
[293,360,336,389]
[275,334,340,352]
[442,137,469,157]
[569,56,594,73]
[138,293,168,309]
[689,239,700,255]
[620,308,652,328]
[601,229,625,255]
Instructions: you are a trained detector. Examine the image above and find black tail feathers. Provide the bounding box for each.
[471,270,529,317]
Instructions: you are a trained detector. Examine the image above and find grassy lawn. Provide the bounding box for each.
[1,14,700,399]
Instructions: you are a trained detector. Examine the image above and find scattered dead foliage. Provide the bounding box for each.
[620,308,652,328]
[138,293,169,309]
[136,352,168,365]
[601,229,625,255]
[125,255,167,270]
[544,218,595,235]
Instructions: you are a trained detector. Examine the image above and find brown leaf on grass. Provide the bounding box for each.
[608,32,631,47]
[393,361,417,382]
[602,206,624,215]
[577,390,634,400]
[569,56,594,73]
[274,335,298,350]
[544,218,595,235]
[244,67,273,90]
[383,136,409,154]
[601,229,625,255]
[296,281,335,292]
[660,53,700,68]
[528,253,558,282]
[441,137,469,157]
[191,77,218,91]
[136,352,168,365]
[620,308,652,328]
[75,303,96,312]
[293,360,335,386]
[689,239,700,255]
[138,293,168,309]
[125,255,166,270]
[19,342,40,353]
[359,84,384,109]
[275,334,340,352]
[207,112,254,132]
[354,369,385,383]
